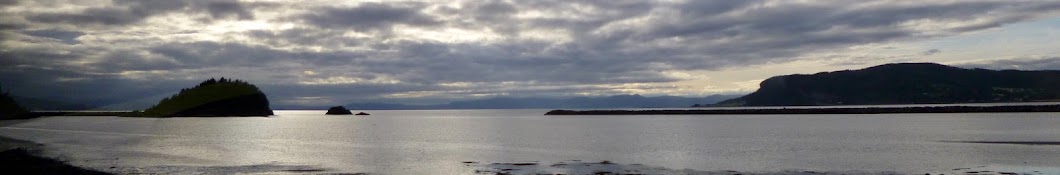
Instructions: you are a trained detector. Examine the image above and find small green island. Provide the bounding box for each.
[139,78,273,117]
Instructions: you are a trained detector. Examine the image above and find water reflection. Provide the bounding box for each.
[0,110,1058,174]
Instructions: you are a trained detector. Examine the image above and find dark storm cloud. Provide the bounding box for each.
[3,0,1060,107]
[349,40,684,85]
[20,29,84,44]
[300,2,439,31]
[26,0,257,26]
[145,41,370,69]
[589,1,1057,70]
[0,65,198,105]
[921,49,941,56]
[246,28,363,47]
[0,45,88,70]
[263,83,441,100]
[203,1,255,20]
[0,0,18,6]
[28,0,185,26]
[959,57,1060,70]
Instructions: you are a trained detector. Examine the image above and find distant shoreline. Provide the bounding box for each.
[545,104,1060,115]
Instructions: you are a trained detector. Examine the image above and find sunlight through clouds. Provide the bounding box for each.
[1,0,1059,106]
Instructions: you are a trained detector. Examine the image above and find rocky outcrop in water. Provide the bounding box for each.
[142,78,273,117]
[325,106,353,115]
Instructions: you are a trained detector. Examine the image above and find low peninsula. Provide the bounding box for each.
[549,63,1060,115]
[546,104,1060,115]
[140,78,273,117]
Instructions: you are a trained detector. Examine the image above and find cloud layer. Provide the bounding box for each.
[1,0,1059,107]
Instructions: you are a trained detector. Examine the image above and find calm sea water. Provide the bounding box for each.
[1,109,1059,174]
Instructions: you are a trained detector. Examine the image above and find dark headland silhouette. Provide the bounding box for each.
[141,78,273,117]
[0,84,30,119]
[717,63,1060,106]
[325,106,353,115]
[548,63,1060,115]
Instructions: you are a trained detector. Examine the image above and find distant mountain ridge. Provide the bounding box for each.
[718,63,1060,106]
[347,94,741,110]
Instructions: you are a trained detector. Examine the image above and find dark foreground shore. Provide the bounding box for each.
[19,111,272,118]
[545,104,1060,115]
[0,137,111,175]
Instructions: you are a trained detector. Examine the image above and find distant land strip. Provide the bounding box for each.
[940,141,1060,146]
[544,105,1060,115]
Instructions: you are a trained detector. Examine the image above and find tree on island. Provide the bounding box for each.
[0,83,30,119]
[142,78,273,117]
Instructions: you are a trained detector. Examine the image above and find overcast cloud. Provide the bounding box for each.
[1,0,1059,108]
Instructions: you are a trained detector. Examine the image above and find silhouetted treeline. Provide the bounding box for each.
[0,83,30,119]
[142,78,273,117]
[718,63,1060,106]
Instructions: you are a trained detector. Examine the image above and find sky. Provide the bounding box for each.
[1,0,1059,108]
